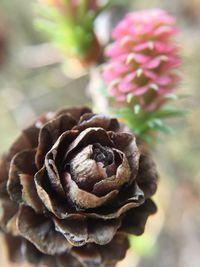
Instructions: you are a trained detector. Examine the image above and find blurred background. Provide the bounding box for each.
[0,0,200,267]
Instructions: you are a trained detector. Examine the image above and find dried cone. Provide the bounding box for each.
[0,107,158,267]
[103,9,181,111]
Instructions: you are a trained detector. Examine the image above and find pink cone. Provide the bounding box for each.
[102,9,181,111]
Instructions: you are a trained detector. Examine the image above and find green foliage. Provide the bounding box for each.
[33,1,105,59]
[129,234,157,257]
[112,105,187,143]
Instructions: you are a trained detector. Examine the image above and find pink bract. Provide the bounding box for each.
[102,9,181,111]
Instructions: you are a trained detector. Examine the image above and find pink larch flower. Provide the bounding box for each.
[102,9,181,111]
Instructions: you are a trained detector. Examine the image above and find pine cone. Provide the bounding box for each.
[0,107,158,267]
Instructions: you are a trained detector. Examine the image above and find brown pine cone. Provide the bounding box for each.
[0,107,158,267]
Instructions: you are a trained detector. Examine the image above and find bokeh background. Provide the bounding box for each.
[0,0,200,267]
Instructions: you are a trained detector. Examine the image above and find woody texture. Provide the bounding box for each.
[0,107,158,267]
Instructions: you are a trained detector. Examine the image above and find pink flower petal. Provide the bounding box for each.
[144,57,162,69]
[126,53,149,64]
[123,72,137,83]
[156,76,172,86]
[120,35,137,47]
[162,56,182,69]
[115,63,132,74]
[112,20,130,39]
[134,86,149,96]
[102,65,120,82]
[118,81,136,93]
[154,26,180,37]
[144,70,157,80]
[154,42,177,53]
[105,44,127,58]
[134,41,155,52]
